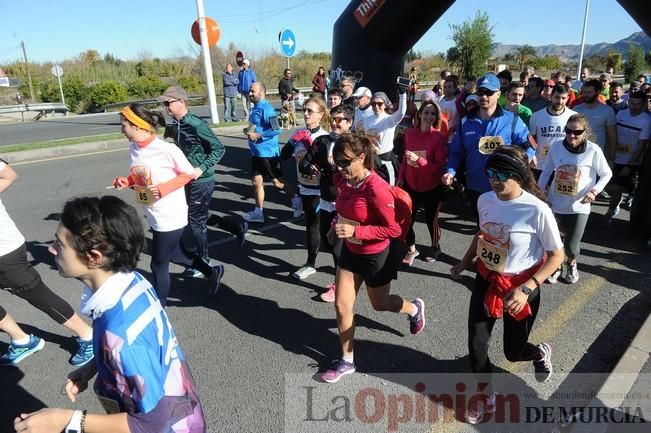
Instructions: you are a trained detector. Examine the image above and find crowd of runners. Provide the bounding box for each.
[3,62,650,431]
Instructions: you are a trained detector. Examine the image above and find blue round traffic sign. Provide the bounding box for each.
[279,28,296,58]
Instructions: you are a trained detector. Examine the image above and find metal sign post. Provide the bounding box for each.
[51,65,66,108]
[279,28,297,69]
[195,0,219,124]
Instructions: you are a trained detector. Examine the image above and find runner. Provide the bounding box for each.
[281,97,330,280]
[159,86,247,280]
[398,100,448,264]
[15,195,205,433]
[538,113,612,283]
[321,134,425,384]
[0,160,93,367]
[113,103,223,306]
[450,146,564,424]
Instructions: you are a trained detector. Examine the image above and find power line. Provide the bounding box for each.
[216,0,327,24]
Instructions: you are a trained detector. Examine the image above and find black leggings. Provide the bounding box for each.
[404,186,443,248]
[0,244,74,325]
[319,209,342,268]
[151,228,212,306]
[301,195,321,267]
[468,274,541,375]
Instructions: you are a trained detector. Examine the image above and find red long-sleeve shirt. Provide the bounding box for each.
[398,127,448,192]
[334,171,401,255]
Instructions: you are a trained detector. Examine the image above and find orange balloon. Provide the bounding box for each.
[191,17,220,46]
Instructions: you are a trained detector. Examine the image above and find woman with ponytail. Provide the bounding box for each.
[321,133,425,384]
[113,103,223,306]
[451,146,564,424]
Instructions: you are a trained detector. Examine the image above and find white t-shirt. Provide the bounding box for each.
[129,137,195,232]
[529,106,576,167]
[477,191,563,275]
[614,109,651,165]
[353,106,373,131]
[292,127,329,196]
[0,161,25,256]
[539,140,612,214]
[438,96,459,131]
[361,93,407,154]
[573,103,616,150]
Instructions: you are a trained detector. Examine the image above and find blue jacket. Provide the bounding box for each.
[248,99,280,157]
[237,68,256,94]
[222,72,239,97]
[447,106,533,193]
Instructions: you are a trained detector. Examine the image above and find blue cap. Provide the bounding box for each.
[477,73,500,92]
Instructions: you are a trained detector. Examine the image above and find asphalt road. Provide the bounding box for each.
[0,104,250,146]
[0,129,650,432]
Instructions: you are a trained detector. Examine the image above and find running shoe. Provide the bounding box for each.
[236,221,248,247]
[402,249,420,266]
[425,246,442,262]
[0,335,45,366]
[465,393,496,425]
[565,261,579,284]
[291,196,304,218]
[244,208,264,223]
[319,283,336,303]
[597,190,611,201]
[292,265,316,280]
[409,298,426,335]
[533,343,553,383]
[182,268,204,278]
[601,206,620,227]
[321,359,356,383]
[546,267,562,284]
[209,264,225,296]
[69,337,94,366]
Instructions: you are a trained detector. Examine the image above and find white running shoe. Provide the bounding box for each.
[292,265,316,280]
[565,261,579,284]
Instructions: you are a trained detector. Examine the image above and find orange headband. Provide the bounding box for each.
[121,106,153,131]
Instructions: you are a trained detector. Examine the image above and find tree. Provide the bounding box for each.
[606,51,622,74]
[81,50,100,65]
[448,11,495,80]
[645,50,651,67]
[624,45,645,83]
[516,45,537,71]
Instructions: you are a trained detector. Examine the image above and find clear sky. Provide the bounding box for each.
[0,0,643,64]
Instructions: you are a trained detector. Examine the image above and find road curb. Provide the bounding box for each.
[1,124,251,164]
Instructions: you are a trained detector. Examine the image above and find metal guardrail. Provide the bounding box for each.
[0,103,69,121]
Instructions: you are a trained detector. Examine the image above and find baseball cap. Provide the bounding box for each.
[600,72,612,80]
[243,59,250,65]
[421,90,436,102]
[544,79,556,87]
[352,87,372,98]
[476,74,500,92]
[465,94,479,104]
[158,86,188,102]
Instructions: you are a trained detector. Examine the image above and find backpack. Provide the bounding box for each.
[389,185,413,243]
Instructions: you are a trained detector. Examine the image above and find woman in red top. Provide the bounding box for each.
[321,134,426,384]
[311,67,326,96]
[398,101,448,264]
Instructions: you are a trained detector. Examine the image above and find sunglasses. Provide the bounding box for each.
[564,127,585,136]
[545,85,555,88]
[486,168,511,182]
[332,117,350,124]
[476,89,496,97]
[371,101,384,107]
[334,156,359,168]
[163,100,178,107]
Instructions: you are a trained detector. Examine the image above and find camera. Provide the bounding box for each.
[396,76,412,89]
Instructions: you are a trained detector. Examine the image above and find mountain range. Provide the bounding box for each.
[492,31,650,60]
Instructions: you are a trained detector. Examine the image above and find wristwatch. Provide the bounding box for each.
[65,410,83,433]
[520,285,534,296]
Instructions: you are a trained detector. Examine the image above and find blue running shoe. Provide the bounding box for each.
[209,264,225,296]
[69,337,94,367]
[0,335,45,366]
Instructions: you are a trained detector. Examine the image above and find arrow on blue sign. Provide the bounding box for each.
[279,28,296,57]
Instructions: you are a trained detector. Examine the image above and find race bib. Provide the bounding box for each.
[97,395,121,414]
[477,237,507,273]
[338,214,361,245]
[554,165,580,197]
[478,136,504,155]
[295,150,319,186]
[134,186,156,205]
[616,143,633,154]
[407,150,427,167]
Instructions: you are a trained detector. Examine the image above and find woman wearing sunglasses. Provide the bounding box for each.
[451,146,564,424]
[321,134,425,384]
[537,113,612,284]
[398,100,448,265]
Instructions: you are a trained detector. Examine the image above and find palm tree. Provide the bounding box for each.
[516,45,537,71]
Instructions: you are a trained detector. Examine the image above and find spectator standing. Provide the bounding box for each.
[238,59,256,119]
[312,67,327,97]
[222,64,239,122]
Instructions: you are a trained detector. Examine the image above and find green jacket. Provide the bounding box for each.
[170,111,225,183]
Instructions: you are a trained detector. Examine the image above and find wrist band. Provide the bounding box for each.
[81,410,87,433]
[531,276,541,290]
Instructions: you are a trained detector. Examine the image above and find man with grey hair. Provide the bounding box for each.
[238,59,256,118]
[222,64,239,122]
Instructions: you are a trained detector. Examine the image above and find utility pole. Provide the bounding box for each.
[195,0,219,124]
[576,0,590,85]
[20,41,35,101]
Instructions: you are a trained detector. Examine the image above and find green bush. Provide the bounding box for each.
[177,76,202,94]
[62,77,90,112]
[89,81,128,110]
[127,75,166,99]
